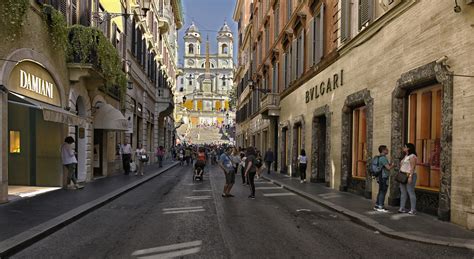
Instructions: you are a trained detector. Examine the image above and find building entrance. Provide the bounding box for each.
[312,115,327,183]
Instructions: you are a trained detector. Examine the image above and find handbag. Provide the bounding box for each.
[395,171,408,184]
[140,154,149,162]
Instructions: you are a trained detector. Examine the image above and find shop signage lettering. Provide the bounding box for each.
[305,70,344,104]
[8,60,61,107]
[19,69,54,99]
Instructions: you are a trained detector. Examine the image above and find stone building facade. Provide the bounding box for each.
[0,0,182,203]
[234,0,474,229]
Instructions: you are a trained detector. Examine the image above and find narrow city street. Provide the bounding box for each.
[12,165,473,259]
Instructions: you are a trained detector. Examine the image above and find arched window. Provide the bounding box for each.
[188,44,194,54]
[221,44,228,54]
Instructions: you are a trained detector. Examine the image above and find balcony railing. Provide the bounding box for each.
[260,93,280,117]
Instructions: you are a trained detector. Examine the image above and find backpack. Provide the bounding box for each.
[369,156,383,178]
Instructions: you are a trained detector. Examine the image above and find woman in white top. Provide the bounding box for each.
[298,149,308,183]
[399,143,418,215]
[135,144,147,176]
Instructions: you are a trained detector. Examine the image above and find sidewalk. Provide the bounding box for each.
[262,173,474,250]
[0,161,178,257]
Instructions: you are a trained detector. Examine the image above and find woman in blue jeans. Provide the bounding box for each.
[399,143,418,215]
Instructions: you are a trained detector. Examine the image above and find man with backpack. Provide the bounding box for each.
[372,145,395,212]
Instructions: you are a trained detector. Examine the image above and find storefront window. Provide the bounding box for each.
[352,106,367,178]
[9,131,21,153]
[408,85,442,190]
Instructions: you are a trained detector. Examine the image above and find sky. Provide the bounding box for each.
[178,0,238,66]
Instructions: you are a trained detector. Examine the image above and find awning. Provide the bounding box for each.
[93,103,129,131]
[8,92,87,127]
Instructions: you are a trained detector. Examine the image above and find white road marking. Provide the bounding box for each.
[254,182,273,184]
[255,186,283,190]
[162,209,205,214]
[192,189,212,192]
[296,209,311,212]
[137,247,201,259]
[131,240,202,258]
[186,196,211,200]
[162,206,203,211]
[262,192,296,197]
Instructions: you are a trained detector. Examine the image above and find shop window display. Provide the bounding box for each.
[408,85,442,190]
[9,131,21,153]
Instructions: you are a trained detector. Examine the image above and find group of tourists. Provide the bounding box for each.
[217,146,275,199]
[119,141,166,176]
[372,143,418,215]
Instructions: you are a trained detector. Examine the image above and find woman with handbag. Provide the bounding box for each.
[398,143,418,215]
[298,149,308,183]
[135,144,148,176]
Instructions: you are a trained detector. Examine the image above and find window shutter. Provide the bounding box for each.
[299,33,304,77]
[307,19,314,69]
[291,40,297,81]
[317,4,325,62]
[282,52,287,88]
[341,0,350,42]
[71,0,78,24]
[112,23,117,47]
[359,0,372,30]
[59,0,67,18]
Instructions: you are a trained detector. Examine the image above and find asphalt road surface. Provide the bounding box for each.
[13,164,474,258]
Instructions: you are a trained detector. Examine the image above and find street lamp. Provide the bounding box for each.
[249,80,271,94]
[141,0,151,15]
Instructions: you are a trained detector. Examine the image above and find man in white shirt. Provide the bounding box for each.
[121,140,132,175]
[61,137,81,189]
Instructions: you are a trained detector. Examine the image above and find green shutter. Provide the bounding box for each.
[341,0,350,41]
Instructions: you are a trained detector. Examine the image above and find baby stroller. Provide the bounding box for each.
[193,160,205,181]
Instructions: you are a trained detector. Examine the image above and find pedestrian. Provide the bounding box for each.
[264,148,274,174]
[185,147,192,165]
[399,143,418,215]
[298,149,308,183]
[121,140,132,175]
[244,147,258,199]
[156,145,165,168]
[61,136,82,189]
[239,151,248,185]
[374,145,394,212]
[135,144,147,176]
[231,147,241,173]
[255,150,264,179]
[218,147,236,197]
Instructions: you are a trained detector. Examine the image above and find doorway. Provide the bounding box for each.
[93,129,104,178]
[312,115,327,183]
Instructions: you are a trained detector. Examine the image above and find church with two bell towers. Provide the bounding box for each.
[176,21,235,128]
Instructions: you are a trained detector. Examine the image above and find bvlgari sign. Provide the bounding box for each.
[305,69,344,104]
[8,60,61,107]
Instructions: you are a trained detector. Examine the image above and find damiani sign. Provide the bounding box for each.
[19,69,54,99]
[8,60,61,107]
[305,70,344,104]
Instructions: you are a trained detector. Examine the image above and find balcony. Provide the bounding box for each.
[67,25,126,101]
[260,93,280,117]
[158,6,173,34]
[157,87,174,118]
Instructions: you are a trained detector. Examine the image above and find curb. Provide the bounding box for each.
[0,162,179,258]
[262,175,474,251]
